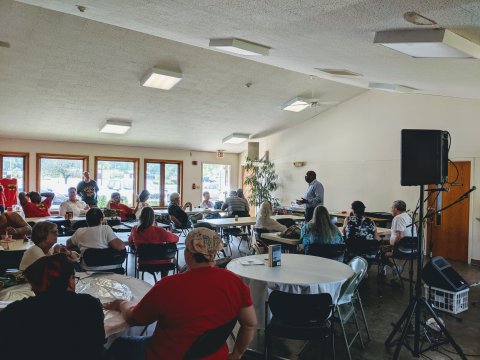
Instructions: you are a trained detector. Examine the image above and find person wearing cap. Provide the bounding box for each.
[342,200,379,242]
[168,192,190,228]
[104,228,256,360]
[0,254,106,360]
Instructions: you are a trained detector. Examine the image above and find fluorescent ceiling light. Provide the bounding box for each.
[100,120,132,134]
[282,97,310,112]
[315,68,362,77]
[374,29,480,59]
[222,133,250,144]
[141,67,182,90]
[369,82,418,93]
[209,38,270,56]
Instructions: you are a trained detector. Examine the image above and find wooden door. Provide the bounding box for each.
[426,161,470,262]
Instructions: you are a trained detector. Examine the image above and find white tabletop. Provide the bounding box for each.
[260,232,300,246]
[0,273,152,343]
[201,215,304,228]
[227,254,353,328]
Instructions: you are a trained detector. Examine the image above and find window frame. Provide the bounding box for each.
[95,156,140,207]
[0,151,29,192]
[144,159,183,208]
[36,153,89,192]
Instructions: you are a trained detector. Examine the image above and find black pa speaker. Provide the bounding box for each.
[422,256,468,292]
[401,129,449,186]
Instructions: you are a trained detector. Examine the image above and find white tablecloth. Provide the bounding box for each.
[227,254,354,328]
[0,273,153,346]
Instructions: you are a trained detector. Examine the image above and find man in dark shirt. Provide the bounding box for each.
[0,254,106,360]
[77,171,100,207]
[168,192,190,228]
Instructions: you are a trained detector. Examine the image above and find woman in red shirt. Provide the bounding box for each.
[128,206,179,278]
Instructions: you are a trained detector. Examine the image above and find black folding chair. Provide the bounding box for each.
[81,248,127,274]
[346,239,382,277]
[0,250,25,275]
[265,291,335,360]
[136,243,178,282]
[307,243,347,262]
[391,236,418,288]
[184,318,237,360]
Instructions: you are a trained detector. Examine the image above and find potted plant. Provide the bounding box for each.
[244,157,279,209]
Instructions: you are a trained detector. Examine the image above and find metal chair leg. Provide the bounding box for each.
[355,289,371,340]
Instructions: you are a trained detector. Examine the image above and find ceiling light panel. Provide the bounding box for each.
[222,133,250,144]
[141,68,182,90]
[374,29,480,59]
[369,82,418,93]
[282,97,310,112]
[209,38,270,56]
[315,68,362,77]
[100,120,132,134]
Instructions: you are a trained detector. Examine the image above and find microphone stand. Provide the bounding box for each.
[385,186,475,359]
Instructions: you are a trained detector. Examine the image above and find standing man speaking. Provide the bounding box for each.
[296,170,324,222]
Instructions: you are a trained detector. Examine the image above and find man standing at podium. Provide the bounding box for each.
[296,170,324,222]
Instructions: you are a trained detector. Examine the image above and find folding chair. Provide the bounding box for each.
[136,243,178,282]
[265,291,335,360]
[390,236,418,289]
[307,243,347,262]
[81,248,127,274]
[348,256,371,340]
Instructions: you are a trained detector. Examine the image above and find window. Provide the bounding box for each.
[37,154,88,210]
[95,157,139,207]
[144,160,182,207]
[202,164,230,202]
[0,152,29,193]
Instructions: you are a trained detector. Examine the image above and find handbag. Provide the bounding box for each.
[281,225,301,239]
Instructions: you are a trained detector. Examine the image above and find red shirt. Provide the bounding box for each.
[0,186,6,207]
[128,225,179,264]
[0,178,18,207]
[108,203,133,221]
[22,198,52,218]
[131,267,253,360]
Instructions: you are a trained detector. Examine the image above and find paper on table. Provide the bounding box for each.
[239,258,265,266]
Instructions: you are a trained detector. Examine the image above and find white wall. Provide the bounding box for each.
[0,138,239,206]
[259,90,480,261]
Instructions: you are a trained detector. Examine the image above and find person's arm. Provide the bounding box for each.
[229,305,257,360]
[108,237,126,251]
[6,212,32,236]
[221,200,228,211]
[103,300,141,325]
[40,192,55,201]
[373,226,380,241]
[341,217,349,235]
[18,192,28,206]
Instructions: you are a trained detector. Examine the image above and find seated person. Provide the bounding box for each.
[104,228,256,360]
[0,208,32,240]
[168,192,190,228]
[199,191,213,209]
[19,191,54,218]
[0,254,105,360]
[390,200,417,246]
[342,200,379,242]
[20,221,58,270]
[67,208,125,270]
[59,187,90,217]
[107,192,134,221]
[0,183,6,213]
[128,207,179,278]
[300,205,344,256]
[255,201,287,233]
[221,190,250,217]
[134,190,150,219]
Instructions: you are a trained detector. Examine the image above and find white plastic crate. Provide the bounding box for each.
[423,285,469,314]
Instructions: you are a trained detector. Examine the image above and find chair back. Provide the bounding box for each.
[72,220,88,231]
[0,250,25,274]
[268,291,333,323]
[346,239,380,258]
[82,248,127,267]
[393,236,418,259]
[193,222,215,230]
[136,243,177,262]
[338,272,361,304]
[276,218,296,228]
[184,318,237,360]
[106,219,121,227]
[229,210,250,218]
[214,201,224,210]
[307,243,346,260]
[348,256,368,282]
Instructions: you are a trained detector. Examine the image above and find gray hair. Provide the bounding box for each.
[392,200,407,212]
[170,192,180,202]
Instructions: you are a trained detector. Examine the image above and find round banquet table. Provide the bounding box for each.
[0,273,154,347]
[227,254,354,328]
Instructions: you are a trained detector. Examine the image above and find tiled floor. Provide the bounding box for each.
[127,235,480,360]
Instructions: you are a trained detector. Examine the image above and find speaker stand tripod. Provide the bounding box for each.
[385,185,467,359]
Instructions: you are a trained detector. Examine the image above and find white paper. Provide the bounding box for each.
[239,258,265,266]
